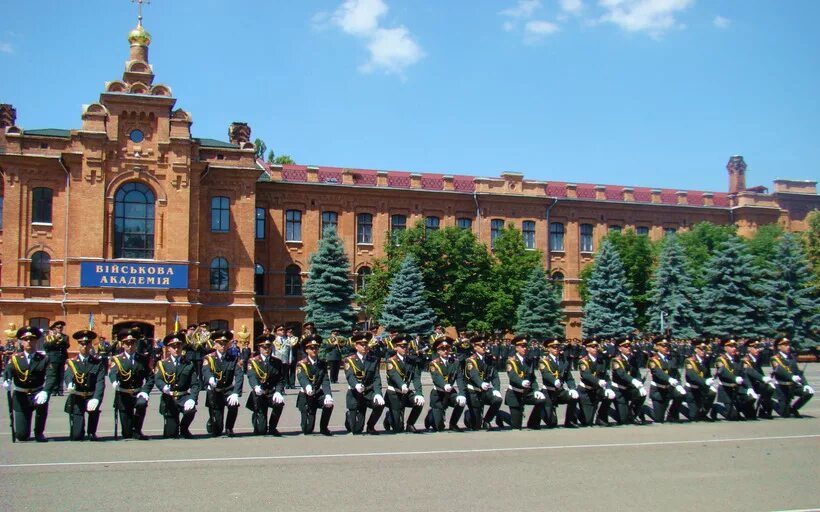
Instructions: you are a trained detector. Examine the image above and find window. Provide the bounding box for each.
[254,263,265,295]
[211,196,230,232]
[636,226,650,236]
[209,319,229,331]
[322,211,338,237]
[209,257,229,291]
[32,187,53,224]
[549,222,565,252]
[356,266,372,292]
[523,220,536,249]
[285,265,302,296]
[129,129,145,143]
[357,213,373,244]
[490,219,504,248]
[664,227,677,236]
[285,210,302,242]
[114,182,155,259]
[391,214,407,244]
[30,251,50,286]
[580,223,594,252]
[0,196,4,230]
[425,216,440,232]
[255,207,266,240]
[551,272,565,298]
[457,217,472,230]
[609,225,622,233]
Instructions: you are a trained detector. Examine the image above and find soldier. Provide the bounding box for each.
[384,334,425,433]
[284,325,301,389]
[320,328,344,383]
[202,330,244,437]
[246,335,287,436]
[538,338,580,428]
[295,334,334,436]
[713,338,755,421]
[425,336,466,432]
[609,338,649,425]
[2,327,55,442]
[154,331,201,438]
[770,337,815,418]
[64,329,105,441]
[683,341,718,422]
[344,332,385,435]
[648,338,689,423]
[463,335,503,431]
[44,320,69,396]
[504,335,545,430]
[110,329,153,440]
[577,339,616,426]
[95,335,113,370]
[742,340,776,419]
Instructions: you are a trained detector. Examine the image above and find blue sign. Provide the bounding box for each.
[80,262,189,289]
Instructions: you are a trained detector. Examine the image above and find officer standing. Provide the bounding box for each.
[2,327,55,442]
[154,332,200,438]
[202,330,244,437]
[578,339,616,427]
[683,341,717,422]
[504,335,546,430]
[770,337,815,418]
[246,335,287,436]
[64,329,105,441]
[321,328,344,384]
[344,332,385,435]
[425,336,466,432]
[538,338,580,428]
[110,329,153,440]
[609,338,649,425]
[295,334,334,436]
[44,320,69,396]
[463,335,503,431]
[384,334,425,433]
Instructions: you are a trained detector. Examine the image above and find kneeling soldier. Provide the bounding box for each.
[505,335,545,429]
[770,337,814,418]
[610,338,648,425]
[2,327,54,442]
[155,332,200,438]
[246,335,287,436]
[64,330,106,441]
[649,338,689,423]
[713,338,755,421]
[425,336,466,432]
[344,332,385,435]
[684,341,717,422]
[110,329,153,440]
[578,339,616,426]
[384,334,425,433]
[464,335,503,430]
[742,340,775,419]
[296,335,334,436]
[538,338,580,428]
[203,330,244,437]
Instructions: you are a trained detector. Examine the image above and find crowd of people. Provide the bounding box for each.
[1,321,814,443]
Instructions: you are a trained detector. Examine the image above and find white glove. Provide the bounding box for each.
[804,385,815,395]
[533,391,545,400]
[481,382,491,391]
[492,390,502,399]
[554,378,562,389]
[2,380,10,390]
[792,375,802,384]
[639,387,647,397]
[456,395,466,407]
[668,378,679,387]
[568,389,579,400]
[111,381,120,391]
[208,377,217,389]
[735,376,744,385]
[162,384,171,395]
[444,384,453,393]
[631,378,642,389]
[401,383,409,394]
[705,378,715,386]
[522,379,531,389]
[373,394,385,406]
[137,392,150,402]
[86,398,99,412]
[768,382,777,390]
[254,385,263,396]
[413,395,425,406]
[675,385,686,396]
[227,393,239,406]
[604,389,616,400]
[323,395,334,407]
[66,382,76,392]
[34,391,48,405]
[709,386,718,394]
[183,399,195,412]
[273,392,284,404]
[305,384,314,396]
[747,389,759,400]
[355,383,365,393]
[762,376,772,384]
[598,379,607,388]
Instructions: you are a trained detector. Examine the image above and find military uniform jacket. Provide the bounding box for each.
[296,357,332,408]
[539,355,575,392]
[109,352,154,394]
[386,354,423,397]
[464,354,500,392]
[506,356,538,407]
[202,351,244,396]
[4,351,54,393]
[272,335,294,364]
[684,356,711,389]
[610,355,640,390]
[741,354,767,390]
[648,355,676,387]
[246,355,286,394]
[344,353,382,404]
[44,333,69,364]
[64,354,105,413]
[579,356,609,391]
[321,336,343,362]
[770,352,805,387]
[714,354,749,389]
[154,356,201,400]
[429,356,464,393]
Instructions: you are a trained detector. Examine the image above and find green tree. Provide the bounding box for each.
[646,235,700,338]
[582,239,636,338]
[577,262,594,304]
[606,229,655,329]
[746,223,785,270]
[676,222,737,288]
[272,154,295,165]
[486,225,543,332]
[515,266,564,338]
[766,233,820,347]
[379,255,437,335]
[802,209,820,288]
[254,138,266,161]
[301,227,357,336]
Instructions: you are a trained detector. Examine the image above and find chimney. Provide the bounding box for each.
[727,155,747,195]
[0,104,16,129]
[228,122,251,145]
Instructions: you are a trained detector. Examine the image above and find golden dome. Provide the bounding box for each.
[128,23,151,46]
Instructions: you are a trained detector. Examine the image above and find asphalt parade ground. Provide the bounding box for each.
[1,365,818,512]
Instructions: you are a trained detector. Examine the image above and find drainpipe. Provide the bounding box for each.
[545,198,558,273]
[472,192,481,239]
[58,157,70,320]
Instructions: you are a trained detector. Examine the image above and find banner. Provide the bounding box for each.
[80,262,188,289]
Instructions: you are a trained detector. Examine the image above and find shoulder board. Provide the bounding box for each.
[684,361,694,370]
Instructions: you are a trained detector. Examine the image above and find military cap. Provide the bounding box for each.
[433,337,453,351]
[393,334,412,346]
[211,329,232,343]
[302,334,322,349]
[745,340,762,349]
[16,326,43,340]
[351,331,372,343]
[693,340,709,350]
[186,323,198,330]
[722,338,737,347]
[198,322,209,328]
[776,337,790,347]
[544,338,561,348]
[72,330,98,344]
[273,324,285,331]
[49,320,66,329]
[256,335,273,347]
[302,322,315,331]
[469,335,486,345]
[118,329,138,343]
[163,331,185,346]
[617,337,632,347]
[511,335,528,346]
[653,337,669,347]
[583,339,599,348]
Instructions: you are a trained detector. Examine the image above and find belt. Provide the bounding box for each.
[117,388,140,395]
[508,386,525,393]
[542,385,558,391]
[466,384,483,391]
[721,382,737,388]
[775,380,794,386]
[169,391,190,397]
[212,386,231,393]
[650,382,668,389]
[434,387,456,393]
[387,385,411,393]
[611,383,628,390]
[69,390,93,398]
[13,386,43,394]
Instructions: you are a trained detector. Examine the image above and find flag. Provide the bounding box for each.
[174,313,180,332]
[88,313,95,330]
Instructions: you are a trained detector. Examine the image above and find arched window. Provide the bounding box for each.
[356,266,372,292]
[255,263,265,295]
[114,182,155,259]
[551,271,565,299]
[30,251,51,286]
[285,264,302,296]
[210,257,229,291]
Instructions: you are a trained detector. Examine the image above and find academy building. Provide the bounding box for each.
[1,20,818,349]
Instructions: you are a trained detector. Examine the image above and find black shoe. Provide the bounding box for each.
[321,428,334,437]
[269,429,282,437]
[563,422,579,429]
[482,420,493,431]
[792,411,802,418]
[366,427,380,435]
[595,419,612,427]
[35,434,48,443]
[88,433,99,442]
[449,425,464,432]
[406,425,420,434]
[383,418,392,432]
[226,429,235,438]
[181,430,194,439]
[133,433,149,440]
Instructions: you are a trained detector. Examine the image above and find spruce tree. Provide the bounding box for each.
[766,233,820,347]
[698,236,768,338]
[515,266,564,339]
[582,239,636,338]
[301,227,357,336]
[379,255,437,335]
[647,235,700,338]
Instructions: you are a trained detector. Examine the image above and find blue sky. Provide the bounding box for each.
[2,1,818,193]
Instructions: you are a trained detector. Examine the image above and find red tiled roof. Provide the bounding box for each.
[353,169,377,186]
[547,182,567,197]
[388,172,411,188]
[605,186,623,201]
[660,189,678,204]
[576,184,596,199]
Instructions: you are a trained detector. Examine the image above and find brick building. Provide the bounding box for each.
[1,21,818,348]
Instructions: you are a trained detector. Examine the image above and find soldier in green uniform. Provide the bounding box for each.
[295,334,334,436]
[110,329,153,440]
[504,335,545,430]
[202,329,244,437]
[3,327,55,442]
[44,320,69,396]
[463,335,503,431]
[64,329,106,441]
[344,332,385,435]
[770,337,814,418]
[683,341,717,422]
[578,339,616,426]
[648,338,689,423]
[742,340,776,419]
[609,338,649,425]
[538,338,580,428]
[384,334,425,433]
[246,335,287,436]
[713,338,755,421]
[425,336,466,432]
[154,331,201,438]
[320,328,344,383]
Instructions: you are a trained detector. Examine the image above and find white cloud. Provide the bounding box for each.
[500,0,542,19]
[333,0,388,36]
[525,20,560,37]
[0,42,12,54]
[559,0,584,15]
[598,0,694,38]
[713,15,731,29]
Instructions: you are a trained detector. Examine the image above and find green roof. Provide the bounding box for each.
[24,129,70,138]
[257,170,272,183]
[194,137,238,149]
